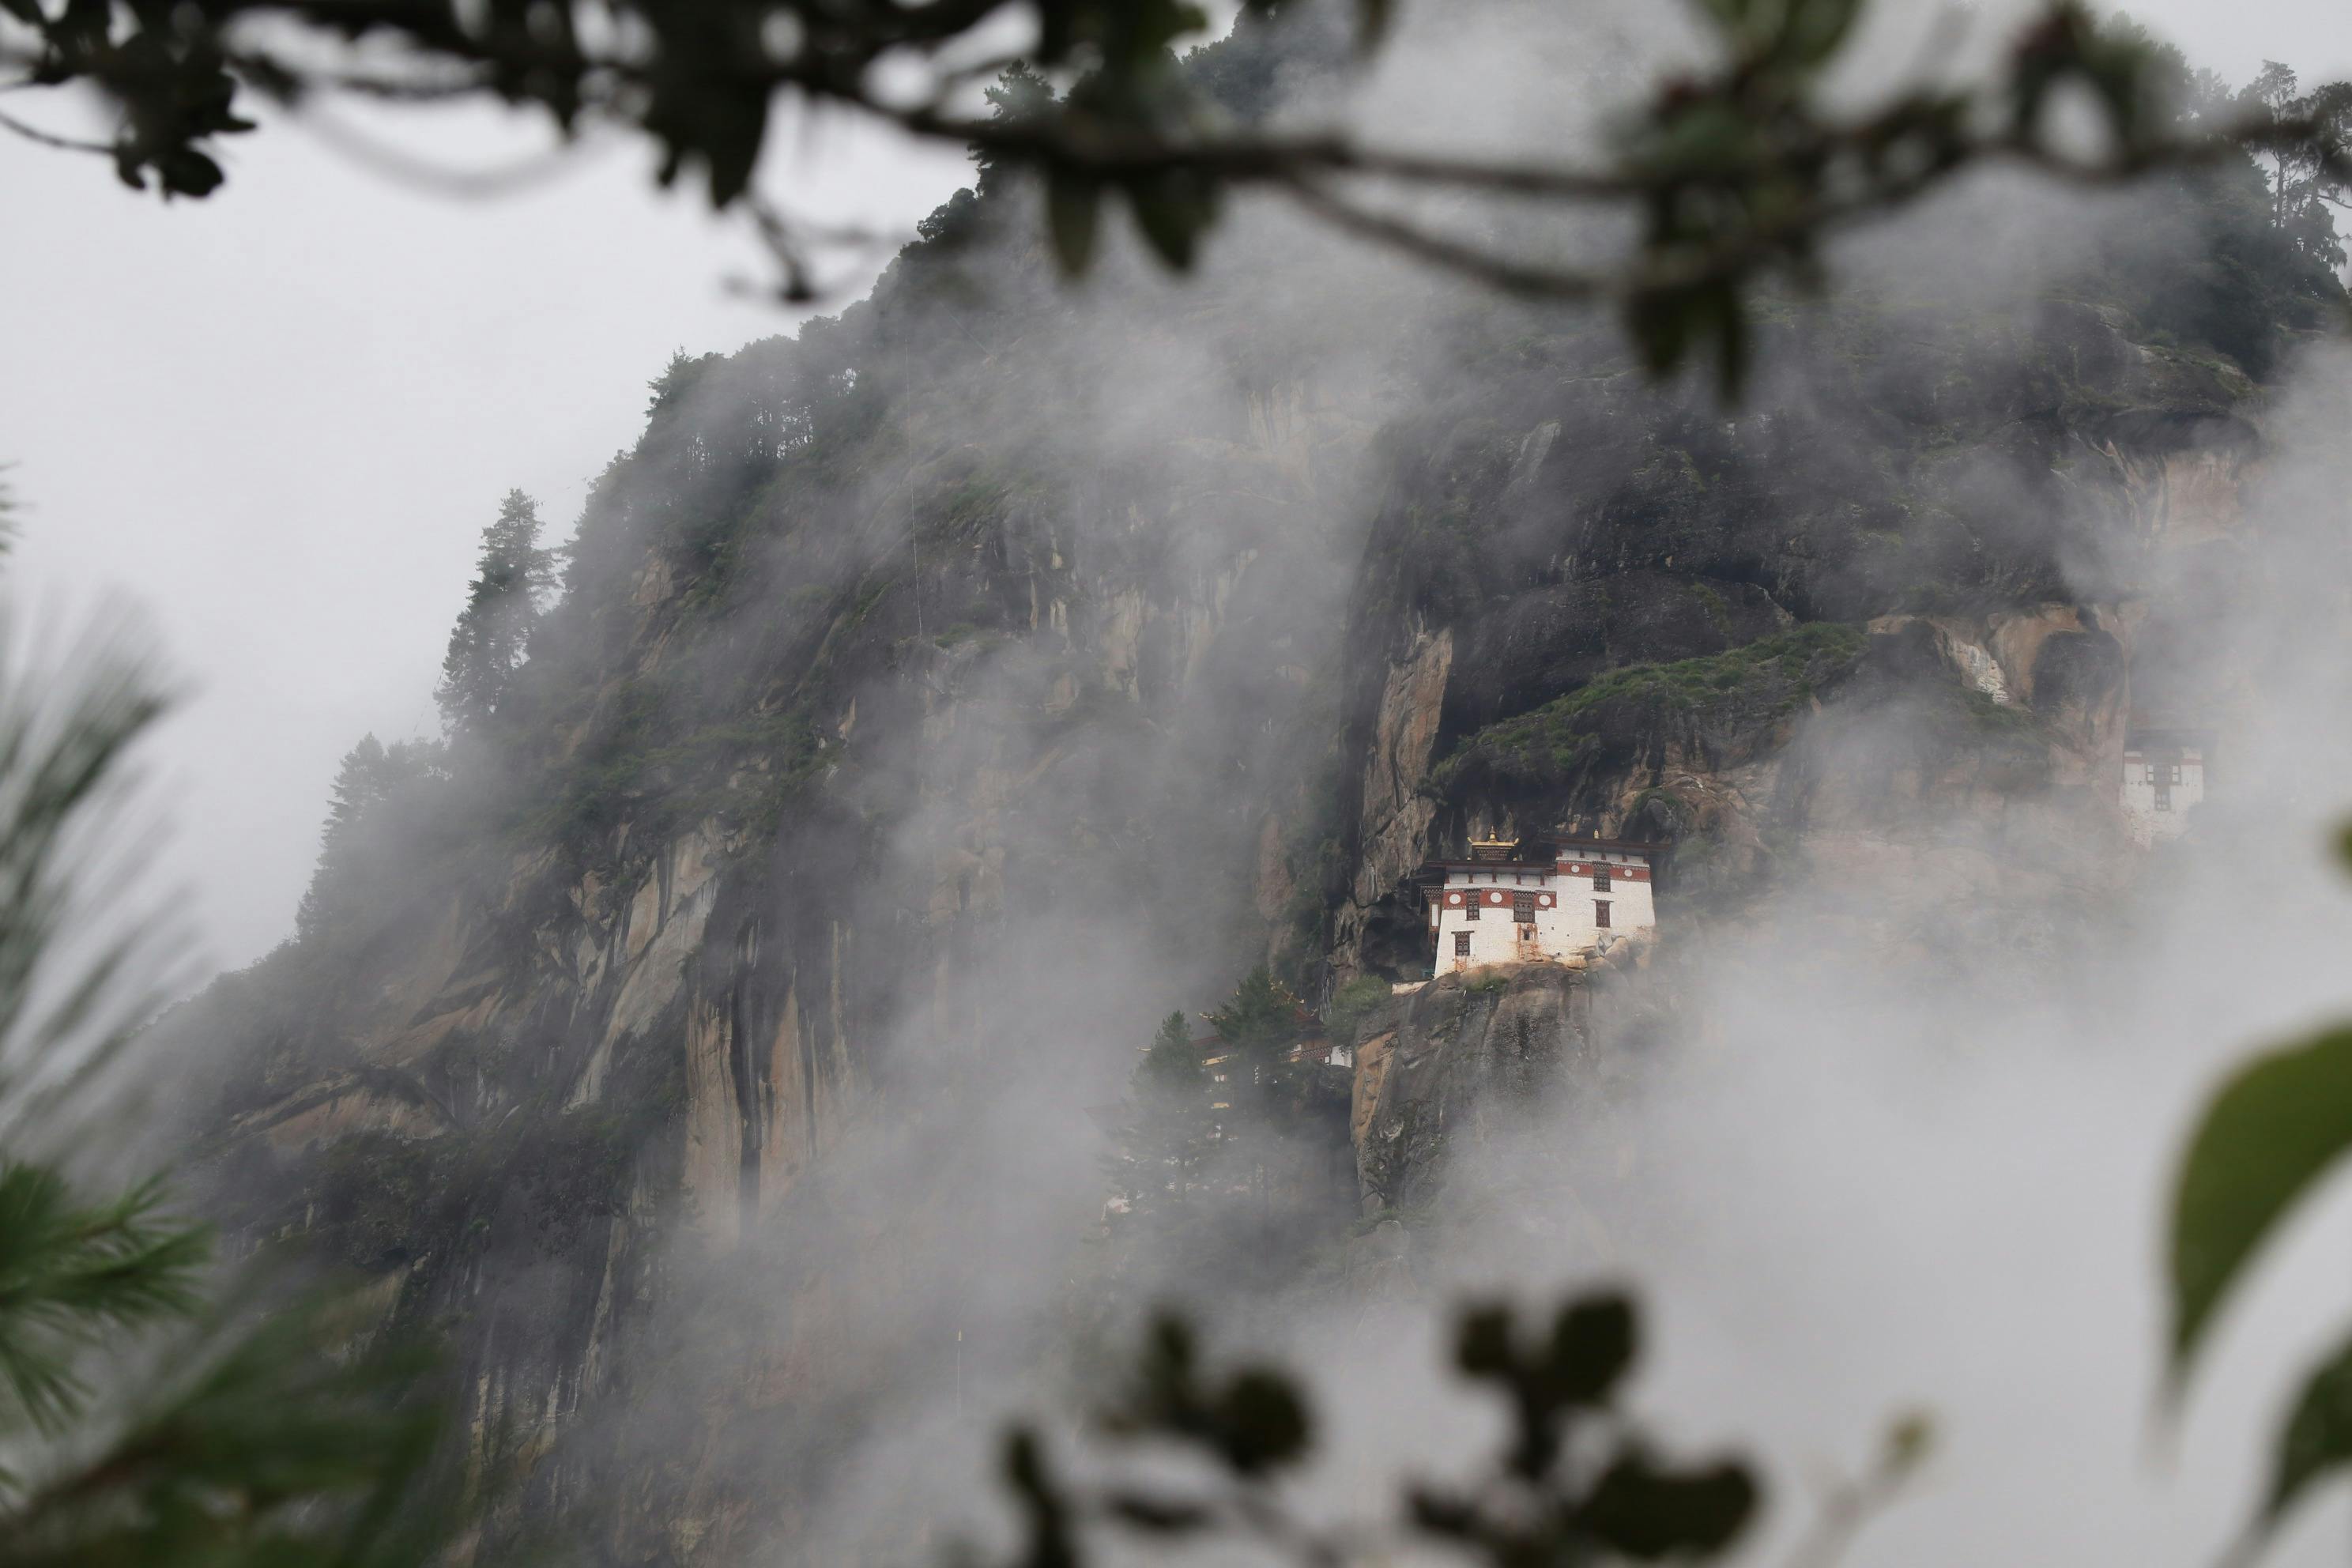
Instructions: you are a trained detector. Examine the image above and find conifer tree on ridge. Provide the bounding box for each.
[436,490,556,736]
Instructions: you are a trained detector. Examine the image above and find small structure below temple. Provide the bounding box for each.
[1193,1008,1349,1114]
[2121,726,2210,848]
[1415,831,1660,976]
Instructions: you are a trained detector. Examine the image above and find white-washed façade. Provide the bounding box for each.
[1415,833,1660,976]
[2120,726,2210,849]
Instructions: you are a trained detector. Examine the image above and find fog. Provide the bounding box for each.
[6,0,2350,971]
[0,100,968,969]
[1401,367,2352,1565]
[14,2,2352,1566]
[876,323,2352,1568]
[587,25,2352,1568]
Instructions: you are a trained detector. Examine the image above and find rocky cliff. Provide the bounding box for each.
[1325,300,2286,979]
[157,28,2339,1561]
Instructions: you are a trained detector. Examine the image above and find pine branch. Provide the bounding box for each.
[0,622,174,1146]
[0,602,488,1565]
[0,1165,208,1435]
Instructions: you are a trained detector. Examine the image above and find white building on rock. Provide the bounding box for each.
[1417,833,1660,976]
[2121,727,2209,848]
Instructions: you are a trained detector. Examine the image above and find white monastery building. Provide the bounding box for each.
[2120,727,2209,848]
[1418,833,1660,976]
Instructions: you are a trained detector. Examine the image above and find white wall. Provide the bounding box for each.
[1427,851,1657,975]
[2120,750,2207,848]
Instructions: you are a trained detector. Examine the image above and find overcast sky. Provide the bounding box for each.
[5,0,2350,976]
[2,103,969,971]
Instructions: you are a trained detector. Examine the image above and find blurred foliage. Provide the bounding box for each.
[2,0,2346,390]
[983,1296,1902,1568]
[0,623,484,1566]
[2169,829,2352,1547]
[0,1167,205,1435]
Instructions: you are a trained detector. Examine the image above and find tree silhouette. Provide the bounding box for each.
[435,490,556,736]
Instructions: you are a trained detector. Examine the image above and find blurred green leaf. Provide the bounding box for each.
[1626,287,1695,380]
[1690,0,1751,32]
[1578,1447,1758,1559]
[2169,1026,2352,1382]
[1002,1427,1078,1568]
[1104,1494,1210,1532]
[1638,100,1764,177]
[1704,284,1751,401]
[1781,0,1864,70]
[2257,1325,2352,1537]
[1456,1295,1638,1480]
[1883,1409,1935,1472]
[1101,1313,1310,1475]
[1046,168,1102,274]
[1125,173,1215,271]
[1544,1294,1637,1407]
[1209,1368,1309,1474]
[1457,1304,1514,1378]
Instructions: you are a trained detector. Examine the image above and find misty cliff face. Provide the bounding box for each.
[1349,943,1664,1229]
[162,63,2327,1566]
[1329,301,2267,978]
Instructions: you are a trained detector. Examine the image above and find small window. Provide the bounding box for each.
[1594,899,1612,929]
[1513,891,1536,923]
[1592,867,1611,891]
[1454,931,1472,956]
[1464,900,1480,920]
[1516,923,1537,943]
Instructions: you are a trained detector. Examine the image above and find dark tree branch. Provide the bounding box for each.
[0,105,107,155]
[2,0,2345,385]
[285,105,598,197]
[1276,177,1608,301]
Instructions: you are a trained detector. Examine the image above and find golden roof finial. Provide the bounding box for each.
[1468,830,1515,863]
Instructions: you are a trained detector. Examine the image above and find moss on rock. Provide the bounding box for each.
[1430,623,1868,798]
